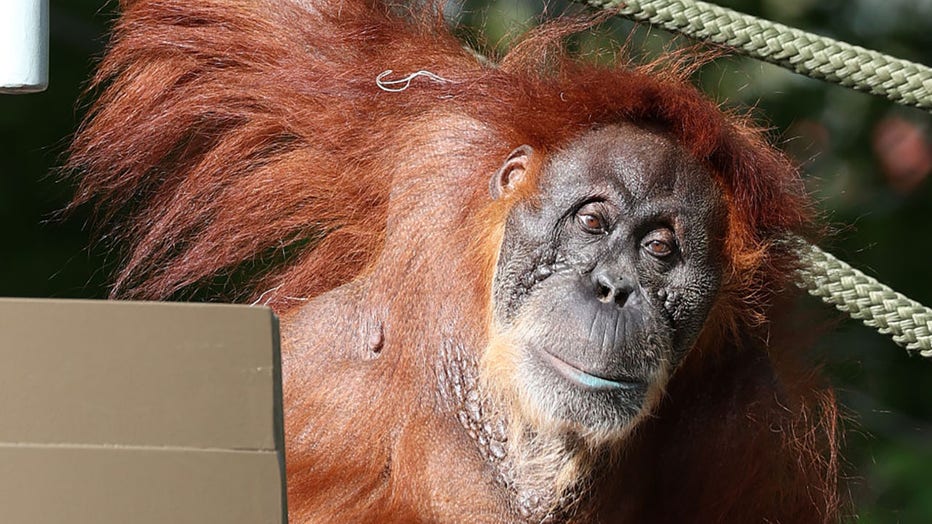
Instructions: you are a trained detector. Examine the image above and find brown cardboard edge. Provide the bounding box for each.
[0,444,286,524]
[0,298,282,450]
[271,313,289,519]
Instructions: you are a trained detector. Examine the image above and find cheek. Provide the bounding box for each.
[657,264,721,349]
[493,253,561,323]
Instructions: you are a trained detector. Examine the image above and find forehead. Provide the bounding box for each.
[541,124,718,206]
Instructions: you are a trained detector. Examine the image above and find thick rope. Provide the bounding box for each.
[794,240,932,358]
[577,0,932,111]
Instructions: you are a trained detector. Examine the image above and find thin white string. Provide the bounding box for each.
[376,69,452,92]
[250,284,282,307]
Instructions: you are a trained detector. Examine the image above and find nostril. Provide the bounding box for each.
[596,282,613,303]
[593,271,633,307]
[614,288,630,307]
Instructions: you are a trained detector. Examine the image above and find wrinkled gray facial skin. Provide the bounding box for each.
[493,124,726,433]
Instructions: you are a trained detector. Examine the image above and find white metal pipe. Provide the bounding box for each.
[0,0,49,94]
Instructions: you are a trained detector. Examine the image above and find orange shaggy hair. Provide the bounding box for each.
[69,0,841,521]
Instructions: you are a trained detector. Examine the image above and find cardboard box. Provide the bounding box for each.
[0,298,286,523]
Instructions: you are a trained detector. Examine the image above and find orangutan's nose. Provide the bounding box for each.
[592,268,635,308]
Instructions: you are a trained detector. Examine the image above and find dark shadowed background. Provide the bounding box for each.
[1,0,930,521]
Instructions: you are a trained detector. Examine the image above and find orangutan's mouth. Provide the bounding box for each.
[540,350,647,392]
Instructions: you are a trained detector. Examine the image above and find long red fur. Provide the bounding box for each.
[69,0,842,521]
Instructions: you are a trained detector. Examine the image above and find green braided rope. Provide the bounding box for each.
[577,0,932,111]
[794,240,932,358]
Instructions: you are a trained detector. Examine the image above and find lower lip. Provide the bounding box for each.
[541,351,646,392]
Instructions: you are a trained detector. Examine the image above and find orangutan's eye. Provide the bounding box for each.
[577,213,605,234]
[576,202,608,234]
[642,229,676,258]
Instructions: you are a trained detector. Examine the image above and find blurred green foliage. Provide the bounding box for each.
[1,0,929,520]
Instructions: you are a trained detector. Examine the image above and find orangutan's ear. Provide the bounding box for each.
[490,145,534,200]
